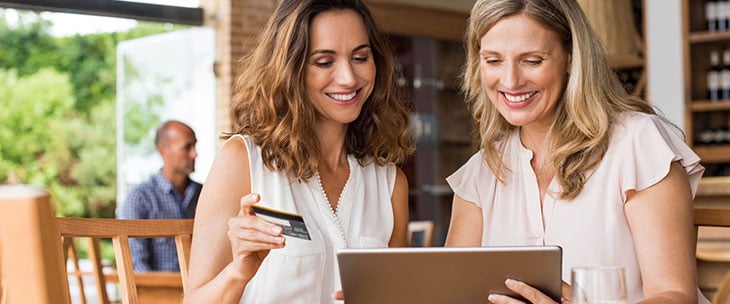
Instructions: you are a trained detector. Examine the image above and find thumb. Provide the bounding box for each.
[239,193,261,216]
[561,281,572,303]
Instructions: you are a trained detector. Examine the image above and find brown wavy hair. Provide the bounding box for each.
[228,0,415,181]
[463,0,656,200]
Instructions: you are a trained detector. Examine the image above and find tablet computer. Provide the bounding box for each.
[337,246,562,303]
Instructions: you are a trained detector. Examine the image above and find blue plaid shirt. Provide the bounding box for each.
[117,171,201,272]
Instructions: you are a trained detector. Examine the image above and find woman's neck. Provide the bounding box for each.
[316,121,348,171]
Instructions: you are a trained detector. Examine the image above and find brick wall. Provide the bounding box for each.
[201,0,278,143]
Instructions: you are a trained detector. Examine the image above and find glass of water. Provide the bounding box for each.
[571,266,628,304]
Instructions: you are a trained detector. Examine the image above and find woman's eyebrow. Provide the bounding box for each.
[310,44,371,56]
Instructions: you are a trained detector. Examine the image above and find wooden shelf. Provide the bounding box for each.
[689,31,730,43]
[684,0,730,166]
[698,176,730,196]
[691,101,730,112]
[609,54,644,70]
[693,145,730,163]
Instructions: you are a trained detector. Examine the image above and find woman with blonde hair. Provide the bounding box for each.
[184,0,414,302]
[446,0,708,303]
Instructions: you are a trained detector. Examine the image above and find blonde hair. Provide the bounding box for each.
[463,0,655,200]
[228,0,414,181]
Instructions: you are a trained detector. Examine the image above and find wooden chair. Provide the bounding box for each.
[0,185,70,304]
[57,217,194,304]
[407,220,435,247]
[695,208,730,304]
[0,184,194,304]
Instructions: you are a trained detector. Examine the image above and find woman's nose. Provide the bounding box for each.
[335,62,357,86]
[500,63,521,89]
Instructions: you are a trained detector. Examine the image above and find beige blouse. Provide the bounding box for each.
[447,112,707,303]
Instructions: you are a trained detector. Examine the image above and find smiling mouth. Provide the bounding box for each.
[327,91,357,101]
[503,91,537,103]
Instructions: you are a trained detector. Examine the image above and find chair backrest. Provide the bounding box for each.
[407,220,435,247]
[695,208,730,304]
[63,235,109,304]
[0,185,70,304]
[56,217,194,304]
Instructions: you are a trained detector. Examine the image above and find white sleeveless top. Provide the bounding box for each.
[233,135,397,304]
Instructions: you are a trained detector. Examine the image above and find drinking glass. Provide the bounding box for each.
[571,266,628,304]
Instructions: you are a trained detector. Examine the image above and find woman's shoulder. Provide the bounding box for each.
[616,111,656,125]
[448,151,493,183]
[219,134,248,154]
[613,111,681,140]
[213,134,258,172]
[355,155,396,177]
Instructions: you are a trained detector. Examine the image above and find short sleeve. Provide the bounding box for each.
[618,114,705,198]
[446,152,487,204]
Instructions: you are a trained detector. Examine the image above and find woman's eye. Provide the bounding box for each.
[314,61,333,67]
[483,58,500,64]
[353,55,370,62]
[525,59,543,66]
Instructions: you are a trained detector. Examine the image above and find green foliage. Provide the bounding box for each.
[56,34,117,114]
[0,12,61,77]
[0,68,117,217]
[0,10,173,220]
[0,69,73,175]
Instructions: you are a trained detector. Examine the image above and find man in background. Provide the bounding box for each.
[117,120,202,272]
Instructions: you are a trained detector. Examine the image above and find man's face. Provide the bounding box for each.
[160,123,197,176]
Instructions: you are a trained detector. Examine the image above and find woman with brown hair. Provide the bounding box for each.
[184,0,414,302]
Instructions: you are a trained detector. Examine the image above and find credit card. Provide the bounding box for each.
[252,205,311,241]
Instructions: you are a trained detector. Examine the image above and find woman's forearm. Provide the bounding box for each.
[183,263,250,304]
[638,290,696,304]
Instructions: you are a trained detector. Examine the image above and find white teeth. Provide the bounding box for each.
[328,92,356,101]
[504,92,535,103]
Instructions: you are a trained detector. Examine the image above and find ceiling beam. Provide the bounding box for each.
[0,0,203,26]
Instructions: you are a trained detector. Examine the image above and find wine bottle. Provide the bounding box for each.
[708,50,721,102]
[712,127,726,144]
[722,113,730,145]
[719,1,728,31]
[719,125,730,145]
[697,128,715,146]
[722,49,730,100]
[708,0,719,31]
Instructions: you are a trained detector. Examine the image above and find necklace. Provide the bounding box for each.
[315,163,350,246]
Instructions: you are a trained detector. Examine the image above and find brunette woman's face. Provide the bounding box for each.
[305,9,376,126]
[479,13,570,131]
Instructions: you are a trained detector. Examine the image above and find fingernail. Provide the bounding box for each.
[249,193,259,200]
[487,294,497,302]
[505,278,517,287]
[272,226,282,234]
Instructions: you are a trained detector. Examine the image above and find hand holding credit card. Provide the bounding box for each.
[252,205,311,241]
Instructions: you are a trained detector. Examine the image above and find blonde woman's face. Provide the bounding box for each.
[305,9,376,126]
[478,13,570,131]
